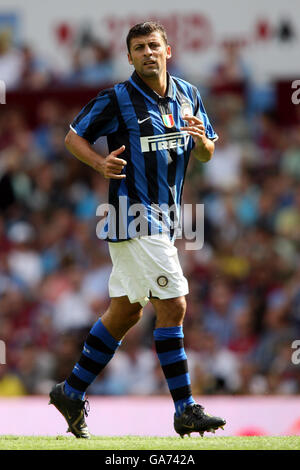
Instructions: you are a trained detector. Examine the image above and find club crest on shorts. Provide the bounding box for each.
[180,101,193,119]
[157,275,168,287]
[162,114,175,128]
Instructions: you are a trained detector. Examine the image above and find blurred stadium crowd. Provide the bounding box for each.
[1,29,300,398]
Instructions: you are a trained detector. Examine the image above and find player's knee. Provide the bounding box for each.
[125,305,143,323]
[172,297,186,321]
[155,296,187,327]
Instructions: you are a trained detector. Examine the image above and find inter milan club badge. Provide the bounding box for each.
[157,275,168,287]
[180,101,193,119]
[162,114,175,128]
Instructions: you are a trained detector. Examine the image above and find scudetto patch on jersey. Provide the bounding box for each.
[162,114,175,128]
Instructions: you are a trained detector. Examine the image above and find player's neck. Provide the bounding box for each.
[137,71,167,97]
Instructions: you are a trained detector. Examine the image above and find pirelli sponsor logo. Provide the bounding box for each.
[140,131,189,153]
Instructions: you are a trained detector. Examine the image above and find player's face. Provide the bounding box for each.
[128,32,171,79]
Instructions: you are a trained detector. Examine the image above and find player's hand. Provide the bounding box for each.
[180,116,206,147]
[102,145,127,179]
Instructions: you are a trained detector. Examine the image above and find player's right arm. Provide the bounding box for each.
[66,88,127,179]
[65,130,126,179]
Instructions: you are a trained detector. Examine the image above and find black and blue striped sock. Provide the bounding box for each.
[64,319,121,400]
[154,326,195,416]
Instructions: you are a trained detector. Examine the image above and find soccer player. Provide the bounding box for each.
[49,22,226,439]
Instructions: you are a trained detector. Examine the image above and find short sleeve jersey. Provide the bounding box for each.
[71,71,217,241]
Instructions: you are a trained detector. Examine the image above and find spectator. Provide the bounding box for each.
[0,30,23,89]
[51,265,95,333]
[203,125,244,191]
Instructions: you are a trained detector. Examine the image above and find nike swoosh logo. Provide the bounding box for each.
[138,117,151,124]
[183,423,195,429]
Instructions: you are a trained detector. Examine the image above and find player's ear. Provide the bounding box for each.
[128,52,133,65]
[166,45,172,60]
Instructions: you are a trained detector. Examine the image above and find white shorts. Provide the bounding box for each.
[108,234,189,307]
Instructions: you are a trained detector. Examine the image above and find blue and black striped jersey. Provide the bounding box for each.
[70,71,217,242]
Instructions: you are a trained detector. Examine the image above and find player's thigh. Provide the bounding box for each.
[150,295,187,327]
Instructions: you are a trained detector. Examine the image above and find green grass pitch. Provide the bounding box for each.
[0,435,299,450]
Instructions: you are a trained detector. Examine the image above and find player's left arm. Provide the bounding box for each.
[181,115,215,162]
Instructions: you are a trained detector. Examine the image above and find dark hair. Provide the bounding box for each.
[126,22,168,52]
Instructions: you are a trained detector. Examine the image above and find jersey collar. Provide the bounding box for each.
[129,71,176,104]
